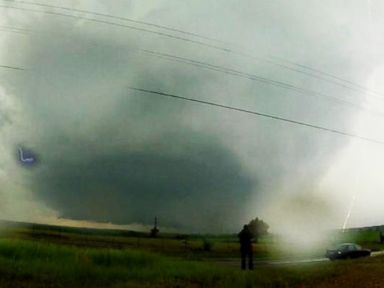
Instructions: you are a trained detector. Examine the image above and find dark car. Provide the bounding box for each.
[325,243,371,260]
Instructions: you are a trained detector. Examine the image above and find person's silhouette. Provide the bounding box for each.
[238,224,254,270]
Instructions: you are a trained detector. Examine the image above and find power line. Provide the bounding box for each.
[140,49,384,118]
[3,17,371,113]
[2,0,224,44]
[0,21,380,113]
[0,4,229,53]
[268,55,384,101]
[0,24,30,32]
[1,17,381,118]
[0,27,28,35]
[0,7,380,118]
[1,19,379,117]
[3,0,384,131]
[0,22,367,115]
[127,86,384,146]
[0,64,24,70]
[2,1,383,102]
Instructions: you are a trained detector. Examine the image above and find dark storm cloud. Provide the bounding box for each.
[1,0,378,233]
[0,15,257,232]
[31,131,253,232]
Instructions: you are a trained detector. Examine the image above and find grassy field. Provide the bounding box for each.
[0,222,383,287]
[0,222,271,260]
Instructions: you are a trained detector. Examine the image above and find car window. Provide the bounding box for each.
[339,245,349,251]
[348,245,357,251]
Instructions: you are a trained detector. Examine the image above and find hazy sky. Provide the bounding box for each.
[1,0,384,236]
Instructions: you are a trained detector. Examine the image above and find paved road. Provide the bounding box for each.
[212,250,384,268]
[212,257,327,268]
[371,250,384,257]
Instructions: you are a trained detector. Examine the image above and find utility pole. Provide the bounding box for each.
[150,216,160,238]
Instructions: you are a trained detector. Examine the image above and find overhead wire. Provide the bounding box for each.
[2,0,384,102]
[0,64,24,70]
[140,49,384,118]
[127,86,384,146]
[1,19,379,117]
[0,25,29,34]
[2,2,384,147]
[268,55,384,99]
[1,0,225,44]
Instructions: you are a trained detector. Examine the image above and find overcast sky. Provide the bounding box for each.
[1,0,384,236]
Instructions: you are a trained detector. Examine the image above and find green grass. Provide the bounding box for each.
[1,238,384,288]
[0,239,214,287]
[0,238,342,288]
[0,240,215,287]
[1,226,274,260]
[339,229,380,243]
[1,223,384,287]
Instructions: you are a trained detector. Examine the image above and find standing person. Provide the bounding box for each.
[238,224,254,270]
